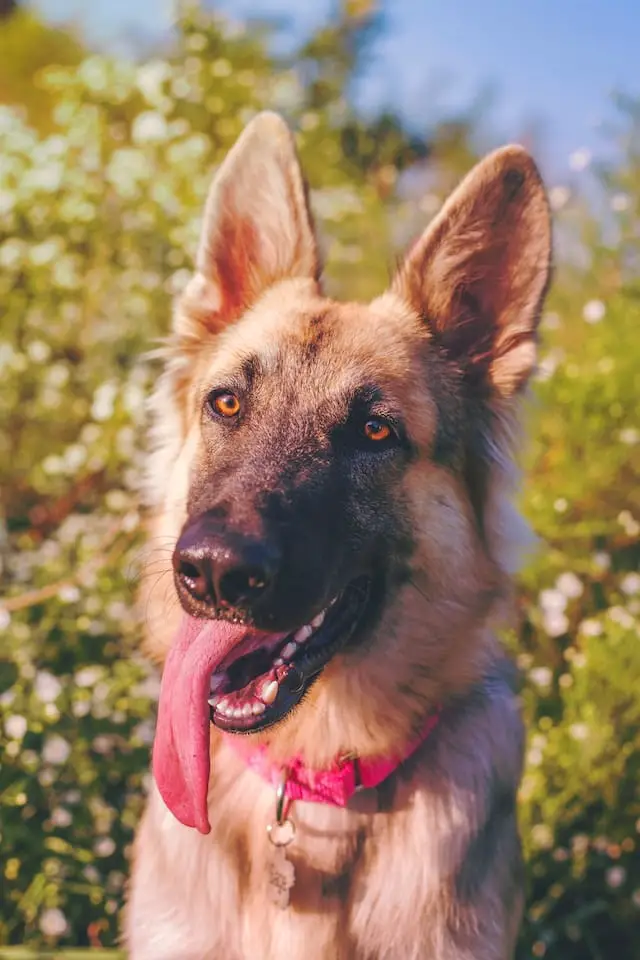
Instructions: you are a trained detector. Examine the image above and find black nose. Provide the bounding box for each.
[173,516,279,611]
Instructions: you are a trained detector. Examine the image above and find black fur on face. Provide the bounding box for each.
[175,342,417,634]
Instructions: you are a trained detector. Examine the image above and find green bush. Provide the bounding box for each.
[0,6,638,957]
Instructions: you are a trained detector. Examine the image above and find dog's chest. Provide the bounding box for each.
[129,763,444,960]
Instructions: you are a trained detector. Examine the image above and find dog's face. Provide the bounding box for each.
[145,113,551,833]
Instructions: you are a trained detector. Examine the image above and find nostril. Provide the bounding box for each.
[218,566,270,607]
[174,555,211,603]
[177,560,201,582]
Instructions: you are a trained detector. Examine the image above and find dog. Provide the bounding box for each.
[124,111,552,959]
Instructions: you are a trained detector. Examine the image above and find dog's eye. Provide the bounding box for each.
[363,418,392,443]
[208,391,241,419]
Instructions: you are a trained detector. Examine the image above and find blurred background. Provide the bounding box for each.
[1,1,639,957]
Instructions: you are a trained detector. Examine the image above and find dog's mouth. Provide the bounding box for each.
[152,575,373,833]
[208,577,371,733]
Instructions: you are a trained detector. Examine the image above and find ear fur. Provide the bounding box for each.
[177,111,320,336]
[392,145,552,397]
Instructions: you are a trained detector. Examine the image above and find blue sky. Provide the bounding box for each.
[35,0,640,176]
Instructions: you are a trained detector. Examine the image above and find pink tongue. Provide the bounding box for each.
[152,614,259,834]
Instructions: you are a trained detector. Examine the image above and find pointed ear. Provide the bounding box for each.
[392,146,552,397]
[179,112,320,335]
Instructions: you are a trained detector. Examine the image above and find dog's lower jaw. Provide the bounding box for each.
[125,660,524,960]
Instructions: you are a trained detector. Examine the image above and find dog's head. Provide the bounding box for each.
[143,113,551,832]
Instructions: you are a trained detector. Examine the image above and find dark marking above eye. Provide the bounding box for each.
[301,313,329,361]
[240,353,265,387]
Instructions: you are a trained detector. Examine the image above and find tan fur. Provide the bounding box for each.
[125,112,551,959]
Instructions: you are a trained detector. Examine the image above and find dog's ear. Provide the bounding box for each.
[178,112,320,335]
[392,146,552,397]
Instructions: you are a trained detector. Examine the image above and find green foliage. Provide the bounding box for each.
[0,7,84,134]
[0,5,638,957]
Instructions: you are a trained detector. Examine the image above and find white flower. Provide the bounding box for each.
[51,806,73,828]
[608,606,635,629]
[618,510,640,537]
[554,498,568,513]
[29,239,61,266]
[133,719,155,744]
[46,363,69,387]
[34,671,62,703]
[540,588,567,613]
[42,455,64,476]
[569,148,591,171]
[611,193,630,212]
[606,866,626,889]
[527,746,543,766]
[556,572,583,599]
[72,699,90,718]
[541,311,561,330]
[27,340,51,363]
[58,584,80,604]
[132,111,169,144]
[4,714,27,739]
[75,665,104,688]
[529,667,553,688]
[136,61,172,104]
[63,444,87,472]
[583,299,606,324]
[621,573,640,595]
[592,551,611,571]
[531,823,554,849]
[94,836,116,857]
[0,606,10,630]
[569,723,589,741]
[39,907,68,937]
[620,428,639,446]
[132,673,161,700]
[579,618,602,637]
[91,381,118,422]
[543,612,569,637]
[42,735,71,765]
[549,185,570,210]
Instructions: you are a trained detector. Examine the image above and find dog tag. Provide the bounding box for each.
[267,843,295,909]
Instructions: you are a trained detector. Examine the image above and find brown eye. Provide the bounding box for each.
[363,418,392,442]
[211,391,241,418]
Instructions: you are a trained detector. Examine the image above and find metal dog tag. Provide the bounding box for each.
[267,841,296,909]
[267,770,296,909]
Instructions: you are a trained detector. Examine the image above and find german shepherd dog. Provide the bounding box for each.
[125,112,551,959]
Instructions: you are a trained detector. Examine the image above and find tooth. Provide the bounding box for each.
[281,641,298,660]
[209,674,225,693]
[311,611,325,628]
[216,698,229,714]
[232,706,243,718]
[273,657,284,667]
[252,702,265,715]
[208,694,221,708]
[294,624,312,644]
[241,703,252,718]
[261,680,279,705]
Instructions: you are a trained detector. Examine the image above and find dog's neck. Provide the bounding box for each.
[224,708,441,807]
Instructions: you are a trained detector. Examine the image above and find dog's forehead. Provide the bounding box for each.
[207,284,425,394]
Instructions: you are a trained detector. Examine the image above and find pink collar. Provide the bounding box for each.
[225,710,441,807]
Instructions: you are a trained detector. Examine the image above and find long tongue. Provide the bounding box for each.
[152,615,259,834]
